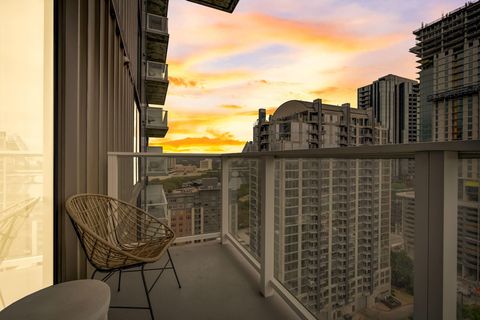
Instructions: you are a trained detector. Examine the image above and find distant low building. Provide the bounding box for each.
[166,178,221,238]
[199,159,213,171]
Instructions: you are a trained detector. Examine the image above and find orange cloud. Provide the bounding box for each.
[169,76,199,88]
[167,59,253,92]
[152,134,245,153]
[221,104,242,109]
[308,85,359,105]
[237,107,277,117]
[165,113,228,135]
[310,87,340,96]
[173,12,407,68]
[240,12,403,51]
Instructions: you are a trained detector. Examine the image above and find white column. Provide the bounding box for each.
[260,156,275,297]
[107,154,119,199]
[414,151,458,320]
[221,158,230,244]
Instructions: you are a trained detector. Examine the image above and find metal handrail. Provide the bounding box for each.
[108,140,480,159]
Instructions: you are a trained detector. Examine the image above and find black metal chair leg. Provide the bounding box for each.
[167,249,181,289]
[91,269,97,279]
[141,265,155,320]
[117,270,122,292]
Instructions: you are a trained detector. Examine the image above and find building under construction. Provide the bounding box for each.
[411,1,480,142]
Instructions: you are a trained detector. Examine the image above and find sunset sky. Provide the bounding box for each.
[154,0,463,153]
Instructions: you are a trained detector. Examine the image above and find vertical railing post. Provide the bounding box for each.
[221,157,230,244]
[414,151,458,320]
[108,153,119,199]
[260,156,275,297]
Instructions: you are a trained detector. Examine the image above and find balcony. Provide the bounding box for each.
[146,107,169,138]
[108,241,297,320]
[146,14,169,63]
[146,0,169,17]
[145,62,169,105]
[106,141,480,320]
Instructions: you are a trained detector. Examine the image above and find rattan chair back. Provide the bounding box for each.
[65,194,175,271]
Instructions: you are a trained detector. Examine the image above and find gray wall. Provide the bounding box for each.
[56,0,142,282]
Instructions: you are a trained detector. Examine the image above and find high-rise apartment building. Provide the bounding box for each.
[358,74,419,144]
[245,100,391,319]
[412,1,480,282]
[252,99,387,152]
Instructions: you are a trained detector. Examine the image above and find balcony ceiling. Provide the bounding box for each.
[186,0,240,13]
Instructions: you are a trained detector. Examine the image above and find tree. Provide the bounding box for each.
[462,304,480,320]
[391,250,414,294]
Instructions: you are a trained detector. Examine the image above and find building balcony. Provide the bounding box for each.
[146,62,169,105]
[146,0,169,16]
[146,107,169,138]
[104,141,480,320]
[146,14,169,63]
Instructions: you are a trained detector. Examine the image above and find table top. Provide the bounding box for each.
[0,280,110,320]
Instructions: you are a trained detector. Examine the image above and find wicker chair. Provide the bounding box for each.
[65,194,181,320]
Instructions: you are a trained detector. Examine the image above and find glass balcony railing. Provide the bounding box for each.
[146,107,168,138]
[228,158,260,260]
[107,141,480,320]
[146,61,168,82]
[109,154,222,244]
[146,14,168,35]
[0,152,52,309]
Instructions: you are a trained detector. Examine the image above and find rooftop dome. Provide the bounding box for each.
[271,100,313,120]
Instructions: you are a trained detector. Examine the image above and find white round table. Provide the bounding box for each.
[0,280,110,320]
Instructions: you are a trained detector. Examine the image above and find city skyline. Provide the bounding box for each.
[154,0,464,153]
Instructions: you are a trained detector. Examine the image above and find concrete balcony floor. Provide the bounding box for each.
[107,241,299,320]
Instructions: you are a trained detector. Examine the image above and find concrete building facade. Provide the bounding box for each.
[358,75,419,145]
[252,99,387,152]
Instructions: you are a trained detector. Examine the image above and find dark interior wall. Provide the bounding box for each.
[55,0,141,282]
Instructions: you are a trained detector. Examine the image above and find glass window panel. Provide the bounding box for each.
[0,0,53,309]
